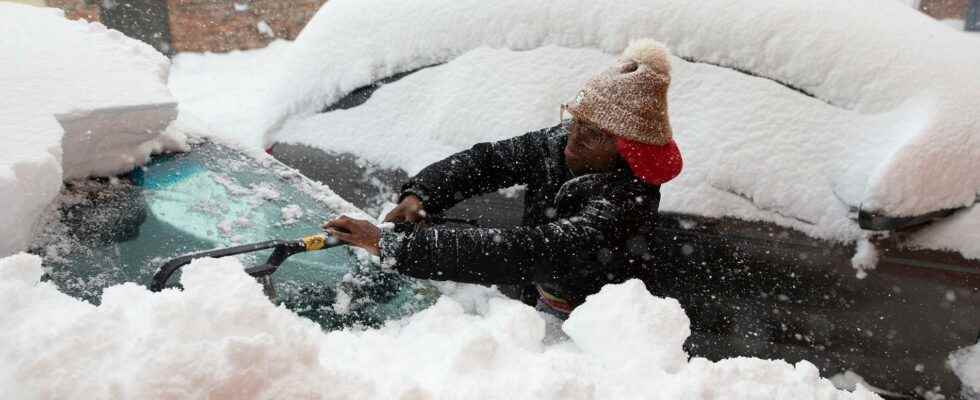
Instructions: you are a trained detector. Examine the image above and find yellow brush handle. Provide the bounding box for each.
[302,234,328,251]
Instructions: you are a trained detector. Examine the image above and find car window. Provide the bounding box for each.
[31,140,436,329]
[969,0,979,31]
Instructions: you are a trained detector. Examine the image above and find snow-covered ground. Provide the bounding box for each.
[0,253,881,399]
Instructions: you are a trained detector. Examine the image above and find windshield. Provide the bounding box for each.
[31,140,436,329]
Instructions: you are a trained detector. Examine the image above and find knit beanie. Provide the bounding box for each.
[565,38,683,185]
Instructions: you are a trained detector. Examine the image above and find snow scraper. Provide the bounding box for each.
[150,233,343,298]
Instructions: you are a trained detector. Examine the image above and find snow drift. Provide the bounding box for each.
[0,3,181,256]
[0,253,881,399]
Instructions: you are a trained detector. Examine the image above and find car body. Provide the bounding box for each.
[268,67,979,398]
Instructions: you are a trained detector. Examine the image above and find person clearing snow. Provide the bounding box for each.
[325,39,683,316]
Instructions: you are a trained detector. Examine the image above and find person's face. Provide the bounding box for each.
[563,119,621,174]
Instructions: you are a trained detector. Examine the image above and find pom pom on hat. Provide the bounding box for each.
[564,38,674,145]
[623,39,671,75]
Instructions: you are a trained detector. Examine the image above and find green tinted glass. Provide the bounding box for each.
[32,141,436,329]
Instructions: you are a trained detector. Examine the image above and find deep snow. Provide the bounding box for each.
[0,3,183,257]
[168,40,293,149]
[170,0,980,261]
[264,0,980,220]
[0,253,882,400]
[271,44,980,263]
[0,1,976,398]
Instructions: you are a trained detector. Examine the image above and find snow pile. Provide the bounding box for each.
[949,342,980,398]
[0,253,879,399]
[0,3,181,256]
[168,40,292,149]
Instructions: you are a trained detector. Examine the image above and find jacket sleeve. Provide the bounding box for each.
[400,129,551,214]
[379,196,625,286]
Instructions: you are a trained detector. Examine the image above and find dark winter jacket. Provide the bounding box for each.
[379,123,662,308]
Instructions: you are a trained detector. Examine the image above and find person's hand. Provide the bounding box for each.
[323,215,381,256]
[384,194,425,223]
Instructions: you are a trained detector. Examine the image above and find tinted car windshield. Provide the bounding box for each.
[31,140,435,329]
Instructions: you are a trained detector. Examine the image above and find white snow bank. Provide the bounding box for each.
[0,3,181,256]
[261,0,979,221]
[0,253,880,399]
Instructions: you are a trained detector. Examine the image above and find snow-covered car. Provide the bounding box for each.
[30,139,435,329]
[252,1,980,397]
[268,64,979,398]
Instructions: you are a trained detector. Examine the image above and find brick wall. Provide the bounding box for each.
[920,0,969,19]
[166,0,326,53]
[46,0,100,22]
[37,0,326,53]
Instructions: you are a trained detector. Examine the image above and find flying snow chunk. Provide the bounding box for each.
[563,279,690,372]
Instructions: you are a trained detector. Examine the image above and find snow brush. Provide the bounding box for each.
[149,233,343,296]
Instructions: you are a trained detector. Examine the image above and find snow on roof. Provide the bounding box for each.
[262,0,979,217]
[0,3,181,256]
[168,39,293,149]
[0,253,882,399]
[263,0,978,259]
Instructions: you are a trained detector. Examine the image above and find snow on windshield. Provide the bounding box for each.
[0,253,881,399]
[0,3,183,256]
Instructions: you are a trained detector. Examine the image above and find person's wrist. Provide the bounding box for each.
[368,225,381,255]
[403,193,422,207]
[400,188,427,206]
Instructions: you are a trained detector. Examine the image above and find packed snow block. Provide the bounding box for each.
[0,3,180,256]
[0,158,63,257]
[563,279,690,373]
[57,104,178,179]
[0,114,65,257]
